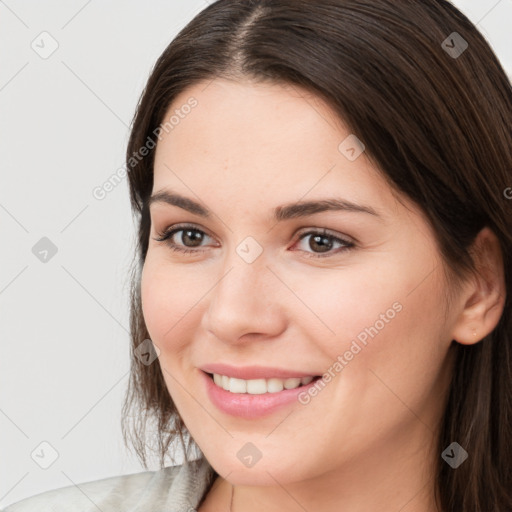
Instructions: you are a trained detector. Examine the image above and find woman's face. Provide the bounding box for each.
[141,78,459,488]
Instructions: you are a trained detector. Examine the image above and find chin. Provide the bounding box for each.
[206,451,315,487]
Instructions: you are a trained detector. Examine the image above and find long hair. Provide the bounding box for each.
[121,1,512,510]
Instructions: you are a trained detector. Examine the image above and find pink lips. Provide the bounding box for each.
[199,368,321,419]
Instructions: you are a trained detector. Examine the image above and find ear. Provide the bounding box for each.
[450,226,506,345]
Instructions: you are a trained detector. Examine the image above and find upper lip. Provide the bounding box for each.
[200,363,319,380]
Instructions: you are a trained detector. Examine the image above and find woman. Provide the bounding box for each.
[4,0,511,511]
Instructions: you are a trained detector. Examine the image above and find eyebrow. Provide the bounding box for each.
[147,190,382,221]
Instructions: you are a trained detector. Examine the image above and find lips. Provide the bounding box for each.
[200,363,320,380]
[201,369,322,418]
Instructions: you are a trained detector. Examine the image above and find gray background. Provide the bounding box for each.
[1,0,510,507]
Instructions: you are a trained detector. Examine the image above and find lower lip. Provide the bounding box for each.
[201,370,321,419]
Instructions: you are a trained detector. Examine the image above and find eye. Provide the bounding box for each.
[153,224,215,254]
[292,228,355,258]
[153,224,355,258]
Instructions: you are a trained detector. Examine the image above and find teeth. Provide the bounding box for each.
[301,376,314,386]
[211,373,315,394]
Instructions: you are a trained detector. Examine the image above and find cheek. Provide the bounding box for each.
[140,256,210,352]
[141,257,186,343]
[292,262,446,377]
[288,266,400,355]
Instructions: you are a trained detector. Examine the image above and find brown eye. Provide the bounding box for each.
[153,225,213,254]
[174,228,204,247]
[293,229,355,258]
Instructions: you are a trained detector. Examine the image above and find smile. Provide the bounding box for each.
[210,373,316,395]
[209,373,319,394]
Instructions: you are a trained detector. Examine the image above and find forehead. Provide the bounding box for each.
[151,78,406,221]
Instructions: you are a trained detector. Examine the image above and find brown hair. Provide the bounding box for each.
[121,1,512,510]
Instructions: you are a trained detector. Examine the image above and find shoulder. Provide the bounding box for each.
[1,457,216,512]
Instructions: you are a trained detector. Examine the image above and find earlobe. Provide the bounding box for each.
[450,227,506,346]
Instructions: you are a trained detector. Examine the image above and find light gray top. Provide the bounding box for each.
[1,457,216,512]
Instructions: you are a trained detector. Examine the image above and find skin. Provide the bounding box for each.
[140,77,506,512]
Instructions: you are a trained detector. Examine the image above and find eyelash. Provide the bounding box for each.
[153,223,355,259]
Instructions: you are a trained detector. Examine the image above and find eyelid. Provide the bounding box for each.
[154,222,216,241]
[295,226,354,243]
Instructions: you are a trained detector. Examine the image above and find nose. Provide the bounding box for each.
[201,254,287,344]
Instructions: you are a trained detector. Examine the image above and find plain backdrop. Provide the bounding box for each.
[0,0,510,507]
